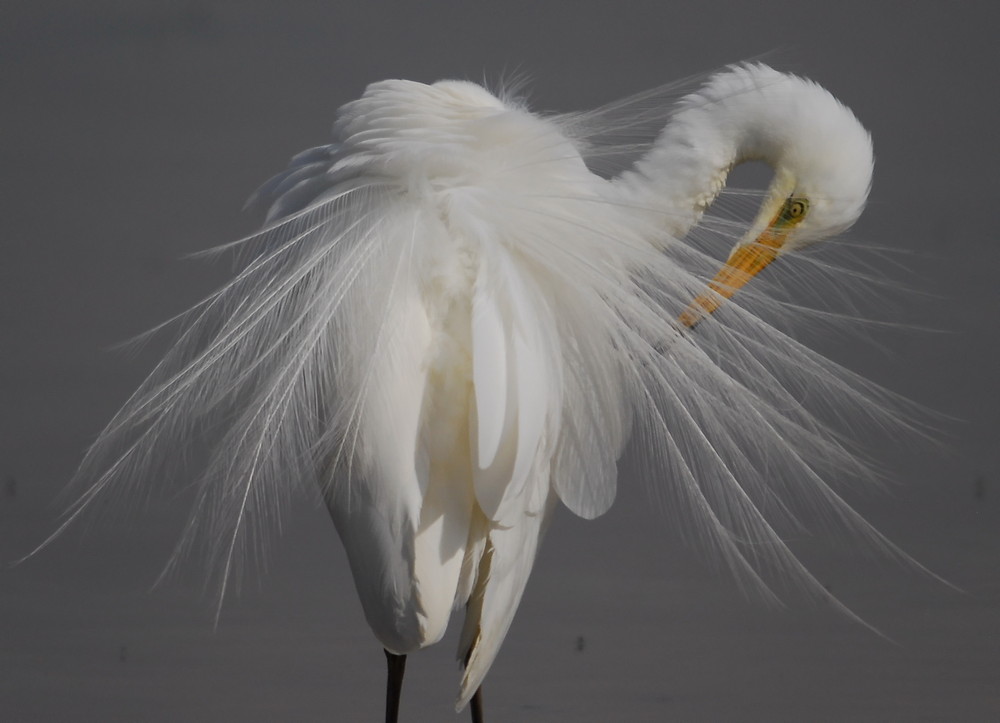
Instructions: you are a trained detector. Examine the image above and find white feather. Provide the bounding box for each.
[471,260,508,474]
[47,65,930,713]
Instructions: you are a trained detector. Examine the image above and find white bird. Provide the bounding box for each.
[54,64,909,721]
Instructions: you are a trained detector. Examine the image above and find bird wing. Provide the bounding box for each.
[471,245,556,526]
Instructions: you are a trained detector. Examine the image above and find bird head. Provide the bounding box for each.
[679,68,874,327]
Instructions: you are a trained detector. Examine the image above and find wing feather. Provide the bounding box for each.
[458,488,559,710]
[471,248,555,523]
[471,267,508,473]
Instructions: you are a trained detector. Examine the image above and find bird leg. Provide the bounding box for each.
[384,649,407,723]
[462,645,485,723]
[469,685,485,723]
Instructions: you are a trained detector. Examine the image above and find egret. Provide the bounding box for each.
[54,64,907,721]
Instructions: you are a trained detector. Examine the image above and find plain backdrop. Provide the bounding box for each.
[2,2,998,721]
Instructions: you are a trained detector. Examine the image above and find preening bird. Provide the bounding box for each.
[53,63,908,721]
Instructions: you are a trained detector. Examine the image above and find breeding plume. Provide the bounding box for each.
[57,64,900,720]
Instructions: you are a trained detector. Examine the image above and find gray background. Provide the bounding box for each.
[2,1,998,721]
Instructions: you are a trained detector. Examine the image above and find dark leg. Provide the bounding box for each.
[462,645,485,723]
[384,649,407,723]
[469,685,484,723]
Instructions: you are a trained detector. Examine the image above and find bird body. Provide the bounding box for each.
[54,64,898,717]
[312,80,629,699]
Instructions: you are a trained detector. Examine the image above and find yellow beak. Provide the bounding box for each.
[677,227,787,329]
[677,195,808,329]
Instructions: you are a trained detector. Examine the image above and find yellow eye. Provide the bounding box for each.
[786,198,808,221]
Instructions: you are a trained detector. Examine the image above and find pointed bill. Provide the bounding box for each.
[678,192,810,329]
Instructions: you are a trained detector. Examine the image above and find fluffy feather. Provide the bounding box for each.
[49,64,922,710]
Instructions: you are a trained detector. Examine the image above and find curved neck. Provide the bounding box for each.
[613,66,795,242]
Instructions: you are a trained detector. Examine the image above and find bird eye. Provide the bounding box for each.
[786,198,808,221]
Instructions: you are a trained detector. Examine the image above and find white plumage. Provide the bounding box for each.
[54,64,914,717]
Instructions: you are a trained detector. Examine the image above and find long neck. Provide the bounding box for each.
[613,65,794,242]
